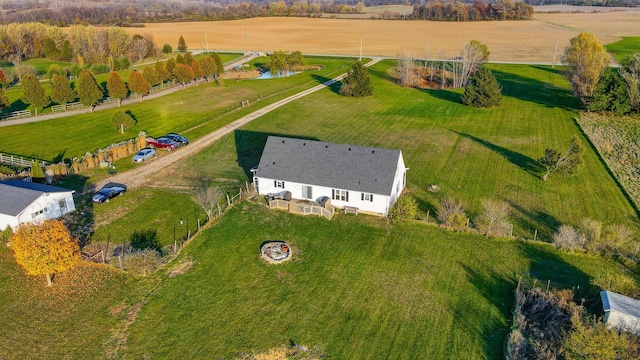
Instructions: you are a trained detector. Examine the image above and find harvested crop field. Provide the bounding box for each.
[138,8,640,62]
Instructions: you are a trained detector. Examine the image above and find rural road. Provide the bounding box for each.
[95,58,381,191]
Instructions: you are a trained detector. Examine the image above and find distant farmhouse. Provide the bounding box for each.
[601,290,640,336]
[0,180,75,230]
[252,136,407,217]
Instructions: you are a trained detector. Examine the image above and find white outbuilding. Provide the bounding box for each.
[252,136,407,217]
[601,290,640,335]
[0,180,76,231]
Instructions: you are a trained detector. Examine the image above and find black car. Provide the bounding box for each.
[91,186,126,203]
[165,133,189,145]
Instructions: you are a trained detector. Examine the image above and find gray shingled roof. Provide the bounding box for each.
[0,180,73,217]
[255,136,403,195]
[602,290,640,319]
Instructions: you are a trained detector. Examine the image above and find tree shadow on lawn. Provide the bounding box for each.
[4,98,29,113]
[311,74,341,94]
[507,200,562,242]
[130,229,162,253]
[491,69,581,111]
[450,130,542,178]
[233,130,319,179]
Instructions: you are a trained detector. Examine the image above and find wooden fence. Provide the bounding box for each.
[0,152,47,167]
[0,109,32,121]
[269,199,334,220]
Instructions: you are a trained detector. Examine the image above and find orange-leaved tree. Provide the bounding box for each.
[10,219,80,286]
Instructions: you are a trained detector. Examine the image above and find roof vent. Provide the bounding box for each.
[273,161,276,165]
[325,145,328,149]
[282,140,285,143]
[348,148,351,151]
[303,142,306,146]
[372,150,375,154]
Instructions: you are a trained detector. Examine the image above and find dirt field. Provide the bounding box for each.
[136,7,640,62]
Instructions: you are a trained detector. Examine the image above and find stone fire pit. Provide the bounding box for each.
[261,241,292,264]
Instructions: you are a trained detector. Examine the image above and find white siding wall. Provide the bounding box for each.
[11,192,75,229]
[0,213,18,231]
[255,177,391,216]
[607,311,640,335]
[389,153,407,206]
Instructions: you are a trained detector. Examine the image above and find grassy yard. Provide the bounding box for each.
[0,56,356,162]
[605,36,640,62]
[120,202,618,359]
[175,61,639,240]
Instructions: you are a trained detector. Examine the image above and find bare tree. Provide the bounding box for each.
[455,40,489,88]
[474,199,511,237]
[192,185,224,221]
[553,225,584,251]
[397,50,417,87]
[131,38,148,63]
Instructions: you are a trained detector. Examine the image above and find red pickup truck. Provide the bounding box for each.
[146,137,179,150]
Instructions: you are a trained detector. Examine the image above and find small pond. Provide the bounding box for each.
[253,70,301,80]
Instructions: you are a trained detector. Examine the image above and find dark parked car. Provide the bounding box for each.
[165,133,189,145]
[132,148,156,162]
[92,186,126,203]
[146,137,179,150]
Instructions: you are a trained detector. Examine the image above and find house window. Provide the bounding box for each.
[362,193,373,202]
[332,189,349,202]
[31,208,45,219]
[59,199,67,212]
[274,180,285,188]
[302,185,313,199]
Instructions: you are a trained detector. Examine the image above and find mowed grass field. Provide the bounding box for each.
[171,60,639,240]
[137,10,640,62]
[120,202,618,359]
[606,36,640,62]
[0,56,356,161]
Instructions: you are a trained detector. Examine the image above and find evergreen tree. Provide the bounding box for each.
[21,73,49,115]
[177,36,187,53]
[128,71,150,100]
[461,66,502,108]
[111,111,136,134]
[162,44,172,53]
[340,61,372,97]
[106,71,128,107]
[173,63,194,88]
[77,69,103,111]
[589,71,631,115]
[50,74,75,110]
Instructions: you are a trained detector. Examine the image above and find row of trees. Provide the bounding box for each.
[0,23,158,65]
[0,1,365,25]
[412,0,534,21]
[16,53,224,114]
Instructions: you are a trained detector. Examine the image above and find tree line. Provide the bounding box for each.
[412,0,534,21]
[6,51,225,114]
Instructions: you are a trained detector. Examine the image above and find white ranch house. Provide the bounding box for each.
[252,136,407,217]
[0,180,76,230]
[601,290,640,336]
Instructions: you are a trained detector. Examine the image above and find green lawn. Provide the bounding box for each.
[121,202,618,359]
[0,56,356,162]
[176,61,639,240]
[605,36,640,62]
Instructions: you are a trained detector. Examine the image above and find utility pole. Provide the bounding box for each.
[205,32,209,54]
[359,37,362,61]
[552,39,558,68]
[244,25,248,55]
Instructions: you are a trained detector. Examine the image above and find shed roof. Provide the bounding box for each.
[0,180,74,217]
[601,290,640,319]
[254,136,403,195]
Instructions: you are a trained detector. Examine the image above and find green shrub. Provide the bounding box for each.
[436,196,468,231]
[91,64,110,74]
[162,44,172,54]
[389,194,418,222]
[121,249,165,276]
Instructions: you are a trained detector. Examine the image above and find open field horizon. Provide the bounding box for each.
[136,9,640,62]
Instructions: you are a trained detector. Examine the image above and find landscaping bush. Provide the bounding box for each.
[113,57,131,71]
[474,198,511,237]
[591,269,640,299]
[162,44,172,54]
[553,225,584,251]
[121,249,165,276]
[436,196,468,231]
[389,194,418,222]
[91,64,110,75]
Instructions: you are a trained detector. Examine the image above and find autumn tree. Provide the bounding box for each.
[155,60,170,88]
[143,66,160,88]
[175,54,186,65]
[106,71,127,107]
[461,66,502,108]
[211,52,224,79]
[199,57,216,81]
[173,63,194,88]
[191,60,203,85]
[21,73,49,115]
[177,35,187,53]
[128,70,150,100]
[46,64,65,80]
[562,32,610,105]
[111,111,136,134]
[184,52,194,66]
[538,136,585,181]
[166,58,177,79]
[340,61,372,97]
[50,74,75,110]
[10,220,80,287]
[77,69,103,111]
[0,88,9,109]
